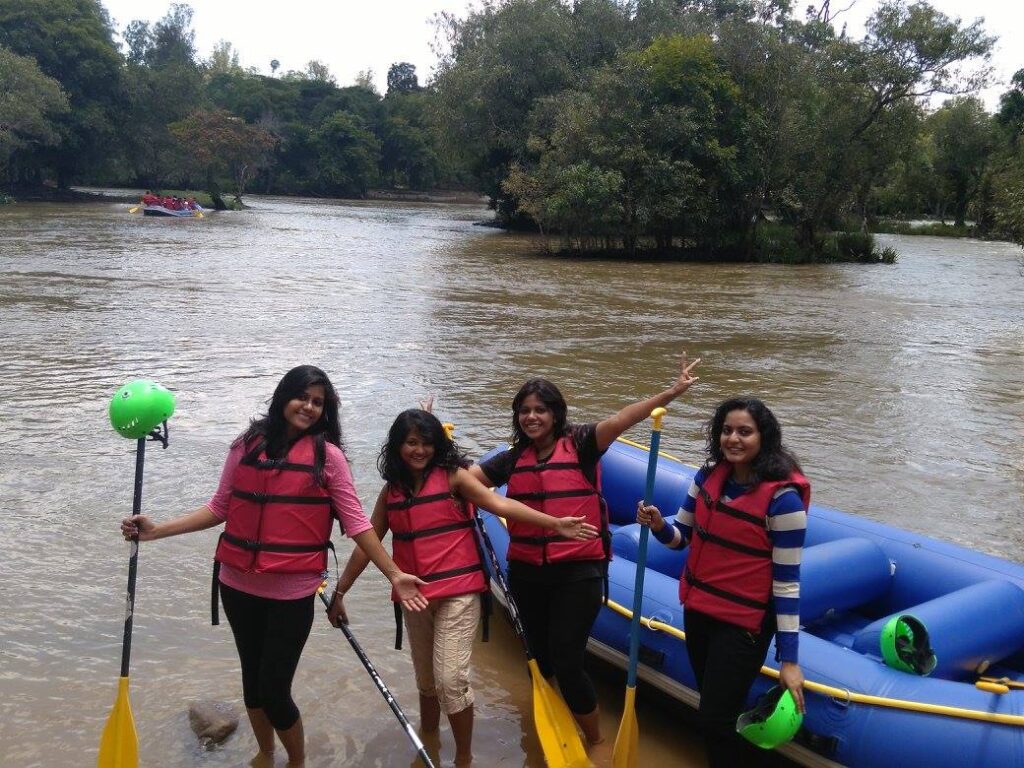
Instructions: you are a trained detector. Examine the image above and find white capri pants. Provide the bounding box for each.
[402,593,480,715]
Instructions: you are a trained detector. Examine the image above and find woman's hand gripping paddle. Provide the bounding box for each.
[612,407,667,768]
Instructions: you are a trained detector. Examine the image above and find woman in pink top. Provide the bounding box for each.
[121,365,426,768]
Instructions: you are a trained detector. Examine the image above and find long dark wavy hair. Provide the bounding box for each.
[704,397,801,484]
[234,365,342,487]
[379,409,469,496]
[509,378,569,450]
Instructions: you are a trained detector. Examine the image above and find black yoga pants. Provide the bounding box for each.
[508,575,603,715]
[219,583,315,731]
[684,607,776,768]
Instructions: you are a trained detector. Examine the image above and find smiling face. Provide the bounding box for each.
[399,429,435,476]
[720,408,762,472]
[517,393,556,447]
[284,384,325,438]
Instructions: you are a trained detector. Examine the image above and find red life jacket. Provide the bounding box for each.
[505,436,609,565]
[214,435,335,575]
[386,468,487,602]
[679,462,810,632]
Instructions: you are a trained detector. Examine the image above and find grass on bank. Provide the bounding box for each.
[548,224,899,264]
[870,219,973,237]
[756,224,898,264]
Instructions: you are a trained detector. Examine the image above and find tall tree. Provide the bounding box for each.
[386,62,420,95]
[207,40,243,76]
[120,4,202,186]
[779,0,994,243]
[929,97,995,226]
[0,46,69,186]
[0,0,123,185]
[996,70,1024,147]
[305,59,336,86]
[354,68,378,93]
[168,108,276,207]
[311,110,380,196]
[432,0,582,207]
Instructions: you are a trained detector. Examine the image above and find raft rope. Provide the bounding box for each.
[605,438,1024,728]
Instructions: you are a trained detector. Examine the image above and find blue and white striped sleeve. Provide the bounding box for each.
[768,486,807,663]
[652,473,699,549]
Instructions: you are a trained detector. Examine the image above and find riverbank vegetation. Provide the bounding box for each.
[1,1,1022,259]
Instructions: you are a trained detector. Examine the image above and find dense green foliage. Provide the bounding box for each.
[1,0,1022,258]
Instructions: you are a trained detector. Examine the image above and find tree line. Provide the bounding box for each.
[1,0,1022,258]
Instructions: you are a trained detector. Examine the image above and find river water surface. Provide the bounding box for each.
[1,196,1022,767]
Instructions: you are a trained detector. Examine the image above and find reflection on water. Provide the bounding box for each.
[0,197,1021,766]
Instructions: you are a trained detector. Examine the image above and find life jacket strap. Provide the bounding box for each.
[231,490,332,506]
[220,531,334,553]
[418,562,486,582]
[391,519,475,541]
[684,570,771,610]
[394,602,404,650]
[211,560,222,626]
[693,525,772,558]
[508,488,598,502]
[385,491,454,511]
[510,461,583,474]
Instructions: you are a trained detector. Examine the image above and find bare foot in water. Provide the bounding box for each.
[249,752,274,768]
[412,728,441,768]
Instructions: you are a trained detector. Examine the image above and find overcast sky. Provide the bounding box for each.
[98,0,1021,108]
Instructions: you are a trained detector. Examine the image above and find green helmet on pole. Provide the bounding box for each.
[109,379,176,439]
[880,614,936,675]
[736,686,803,750]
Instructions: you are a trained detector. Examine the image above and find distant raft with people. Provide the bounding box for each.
[477,438,1024,768]
[142,204,204,218]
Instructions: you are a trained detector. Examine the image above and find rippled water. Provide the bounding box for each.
[1,196,1022,767]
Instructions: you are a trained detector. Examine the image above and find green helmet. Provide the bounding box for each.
[109,379,176,439]
[880,614,936,675]
[736,686,803,750]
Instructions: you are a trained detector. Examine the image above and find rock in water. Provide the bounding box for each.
[188,700,239,749]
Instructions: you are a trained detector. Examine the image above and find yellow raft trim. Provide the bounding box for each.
[606,438,1024,728]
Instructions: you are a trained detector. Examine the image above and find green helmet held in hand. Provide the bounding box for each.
[737,686,803,749]
[109,379,176,439]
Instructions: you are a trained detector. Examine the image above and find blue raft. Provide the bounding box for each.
[142,204,204,218]
[478,439,1024,767]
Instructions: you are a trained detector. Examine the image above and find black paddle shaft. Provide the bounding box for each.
[119,437,146,678]
[473,513,535,659]
[318,589,436,768]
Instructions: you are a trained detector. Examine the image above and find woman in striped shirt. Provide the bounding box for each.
[636,397,808,767]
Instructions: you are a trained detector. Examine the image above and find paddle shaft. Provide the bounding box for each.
[625,411,664,688]
[120,437,146,677]
[473,512,535,658]
[317,589,436,768]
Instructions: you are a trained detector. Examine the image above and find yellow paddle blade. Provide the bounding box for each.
[194,211,204,218]
[97,677,138,768]
[128,206,139,214]
[611,685,638,768]
[528,660,593,768]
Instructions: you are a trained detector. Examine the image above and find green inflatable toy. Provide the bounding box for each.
[109,379,175,439]
[736,686,803,750]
